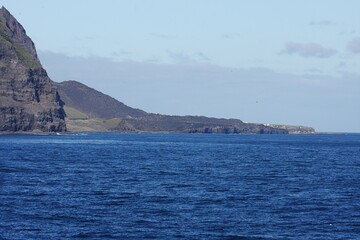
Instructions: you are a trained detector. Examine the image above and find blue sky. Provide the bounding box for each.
[2,0,360,132]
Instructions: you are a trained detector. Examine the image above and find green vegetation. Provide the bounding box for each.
[103,118,122,127]
[13,42,40,68]
[0,15,40,69]
[65,118,122,132]
[64,106,88,119]
[0,19,11,45]
[64,106,122,131]
[0,34,11,45]
[0,12,6,26]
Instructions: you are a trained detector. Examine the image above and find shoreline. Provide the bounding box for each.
[1,131,356,136]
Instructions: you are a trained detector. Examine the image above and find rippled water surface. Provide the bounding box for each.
[1,133,360,239]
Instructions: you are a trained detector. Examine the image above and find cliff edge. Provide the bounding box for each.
[0,7,66,132]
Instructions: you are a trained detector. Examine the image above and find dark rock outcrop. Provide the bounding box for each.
[115,114,289,134]
[0,7,66,132]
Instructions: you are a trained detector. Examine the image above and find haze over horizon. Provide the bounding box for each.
[2,1,359,133]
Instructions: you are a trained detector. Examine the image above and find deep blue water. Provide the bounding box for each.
[0,133,360,239]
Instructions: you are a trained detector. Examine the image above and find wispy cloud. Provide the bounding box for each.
[347,37,360,53]
[144,57,161,63]
[221,33,241,39]
[167,51,211,63]
[197,52,211,61]
[281,42,337,58]
[167,51,194,63]
[150,33,177,39]
[337,61,347,69]
[112,50,132,57]
[309,20,334,26]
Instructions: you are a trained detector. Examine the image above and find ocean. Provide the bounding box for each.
[0,133,359,239]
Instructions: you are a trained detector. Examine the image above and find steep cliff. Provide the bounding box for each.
[0,7,66,132]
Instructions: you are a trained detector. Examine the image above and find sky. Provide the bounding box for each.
[1,0,360,132]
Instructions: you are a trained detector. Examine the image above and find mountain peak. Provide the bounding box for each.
[0,6,40,68]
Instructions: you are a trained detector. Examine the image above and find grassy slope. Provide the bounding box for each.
[64,106,88,119]
[0,12,40,69]
[64,106,121,132]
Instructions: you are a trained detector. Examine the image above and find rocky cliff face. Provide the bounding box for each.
[0,7,66,132]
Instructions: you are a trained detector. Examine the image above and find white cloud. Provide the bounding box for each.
[167,51,211,64]
[309,20,334,26]
[347,37,360,53]
[150,33,177,39]
[282,42,337,58]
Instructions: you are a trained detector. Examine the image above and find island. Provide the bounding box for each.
[0,7,315,134]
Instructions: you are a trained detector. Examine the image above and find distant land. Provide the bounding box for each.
[0,6,315,134]
[56,80,315,134]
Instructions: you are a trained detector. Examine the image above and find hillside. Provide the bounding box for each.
[55,80,146,119]
[56,80,315,134]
